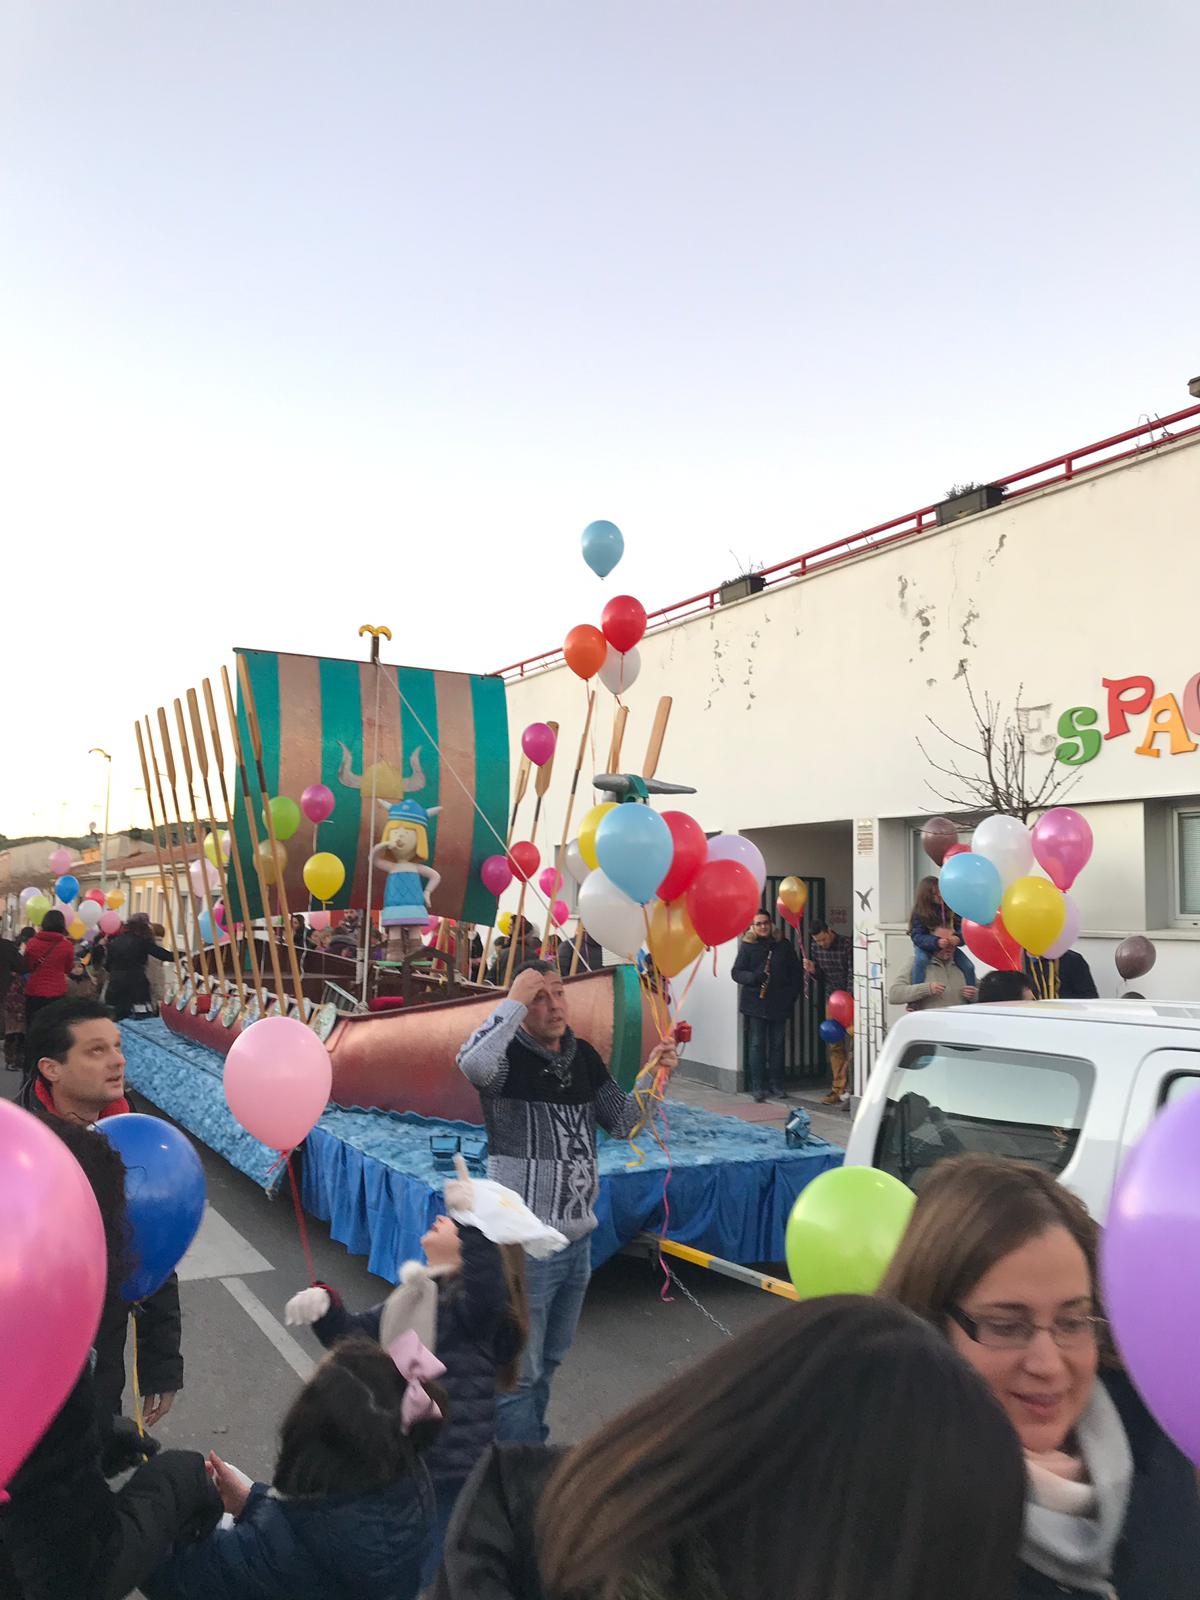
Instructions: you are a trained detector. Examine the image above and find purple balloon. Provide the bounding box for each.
[705,833,767,892]
[1031,807,1093,892]
[1041,892,1081,961]
[480,855,513,896]
[521,722,557,767]
[1102,1090,1200,1465]
[18,885,40,905]
[301,783,335,825]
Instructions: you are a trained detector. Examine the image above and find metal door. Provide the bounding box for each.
[739,875,827,1086]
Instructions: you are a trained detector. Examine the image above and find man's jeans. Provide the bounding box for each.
[495,1233,592,1443]
[745,1015,786,1095]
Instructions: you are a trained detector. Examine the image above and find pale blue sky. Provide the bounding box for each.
[3,1,1197,833]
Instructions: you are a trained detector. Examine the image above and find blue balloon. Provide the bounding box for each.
[98,1114,206,1302]
[55,874,80,903]
[819,1018,846,1044]
[198,908,213,945]
[581,519,624,579]
[595,803,674,905]
[938,850,1002,926]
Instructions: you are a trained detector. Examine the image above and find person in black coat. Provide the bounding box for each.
[16,995,184,1423]
[430,1443,564,1600]
[730,910,802,1101]
[1024,947,1099,1001]
[105,914,173,1020]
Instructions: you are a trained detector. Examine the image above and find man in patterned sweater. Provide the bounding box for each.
[457,959,677,1443]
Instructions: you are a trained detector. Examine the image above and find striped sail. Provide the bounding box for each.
[228,648,509,926]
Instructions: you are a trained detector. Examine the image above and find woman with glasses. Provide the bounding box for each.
[882,1153,1200,1599]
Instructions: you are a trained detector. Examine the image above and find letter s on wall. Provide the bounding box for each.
[1056,707,1102,766]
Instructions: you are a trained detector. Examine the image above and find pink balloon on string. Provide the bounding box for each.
[213,901,226,928]
[49,847,72,875]
[481,855,513,896]
[521,723,557,766]
[224,1017,332,1151]
[98,911,123,935]
[1031,807,1093,891]
[538,867,562,898]
[552,899,570,927]
[1040,892,1081,960]
[301,784,335,825]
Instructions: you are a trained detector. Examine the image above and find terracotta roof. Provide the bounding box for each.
[73,842,202,879]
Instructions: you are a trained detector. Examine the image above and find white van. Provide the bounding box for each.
[844,1000,1200,1221]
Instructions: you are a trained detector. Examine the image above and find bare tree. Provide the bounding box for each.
[916,675,1079,823]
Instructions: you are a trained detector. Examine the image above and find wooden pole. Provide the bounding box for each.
[235,656,307,1015]
[642,696,673,780]
[220,665,287,1005]
[541,694,594,954]
[186,688,245,995]
[505,724,558,987]
[606,704,630,773]
[173,698,228,992]
[155,708,212,991]
[133,720,184,991]
[202,676,267,1012]
[478,754,532,983]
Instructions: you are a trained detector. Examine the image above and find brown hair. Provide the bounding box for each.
[496,1242,530,1391]
[911,875,945,930]
[536,1295,1024,1600]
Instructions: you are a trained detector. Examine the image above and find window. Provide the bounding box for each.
[1161,1072,1200,1108]
[874,1039,1093,1189]
[1173,807,1200,926]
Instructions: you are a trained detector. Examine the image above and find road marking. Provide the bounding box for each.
[221,1276,315,1380]
[178,1204,273,1281]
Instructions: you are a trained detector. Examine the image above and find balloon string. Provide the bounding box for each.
[130,1311,145,1437]
[286,1154,317,1285]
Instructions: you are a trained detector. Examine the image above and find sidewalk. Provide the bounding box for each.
[669,1074,851,1149]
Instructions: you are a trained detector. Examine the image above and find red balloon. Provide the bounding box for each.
[827,990,854,1027]
[776,897,801,930]
[508,841,540,883]
[601,595,647,655]
[657,811,708,903]
[84,889,106,906]
[962,915,1023,972]
[686,859,759,948]
[563,624,607,681]
[942,843,970,860]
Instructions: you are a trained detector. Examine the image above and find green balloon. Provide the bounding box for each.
[785,1166,916,1299]
[263,795,302,842]
[25,895,51,927]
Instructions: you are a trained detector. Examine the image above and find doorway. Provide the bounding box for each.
[739,874,828,1087]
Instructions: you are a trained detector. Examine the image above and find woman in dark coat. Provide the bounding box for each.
[105,914,172,1020]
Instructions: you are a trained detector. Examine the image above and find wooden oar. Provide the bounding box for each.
[505,723,558,986]
[643,696,673,780]
[173,698,227,992]
[478,753,532,984]
[570,704,633,978]
[155,708,212,993]
[220,664,287,1005]
[133,719,185,992]
[202,676,267,1012]
[541,693,594,954]
[187,687,245,997]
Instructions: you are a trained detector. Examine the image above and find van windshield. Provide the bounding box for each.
[874,1040,1093,1189]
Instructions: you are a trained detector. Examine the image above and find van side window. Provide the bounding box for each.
[1161,1073,1200,1108]
[874,1041,1094,1190]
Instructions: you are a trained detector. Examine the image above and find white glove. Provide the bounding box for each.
[284,1286,331,1326]
[443,1153,476,1217]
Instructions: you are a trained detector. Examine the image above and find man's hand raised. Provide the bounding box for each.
[508,967,548,1008]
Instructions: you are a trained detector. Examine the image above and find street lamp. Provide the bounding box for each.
[89,748,112,891]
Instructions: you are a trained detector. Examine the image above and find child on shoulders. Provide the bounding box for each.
[910,875,976,988]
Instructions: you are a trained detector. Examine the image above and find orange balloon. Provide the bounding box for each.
[563,623,607,681]
[647,896,705,979]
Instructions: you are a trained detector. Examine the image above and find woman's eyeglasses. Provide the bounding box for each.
[949,1304,1102,1351]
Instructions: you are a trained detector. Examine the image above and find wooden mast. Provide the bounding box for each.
[133,719,185,992]
[202,676,267,1012]
[540,692,594,955]
[186,687,245,998]
[154,707,212,993]
[173,698,228,992]
[504,723,558,986]
[220,665,287,1005]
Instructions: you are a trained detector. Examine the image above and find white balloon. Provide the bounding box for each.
[578,868,645,958]
[597,644,641,697]
[565,838,588,885]
[705,833,767,893]
[77,900,103,927]
[971,814,1034,888]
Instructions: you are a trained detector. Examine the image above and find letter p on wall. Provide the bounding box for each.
[1102,675,1155,739]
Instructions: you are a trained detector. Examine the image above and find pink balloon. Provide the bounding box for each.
[704,833,767,893]
[0,1101,107,1489]
[521,722,557,767]
[213,901,226,928]
[98,911,123,935]
[1041,892,1081,961]
[224,1017,332,1151]
[538,867,562,898]
[552,898,570,927]
[189,858,220,897]
[1031,807,1093,892]
[309,910,331,931]
[481,855,513,896]
[48,847,72,875]
[301,783,335,825]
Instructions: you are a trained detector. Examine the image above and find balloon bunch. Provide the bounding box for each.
[924,808,1094,984]
[563,592,648,697]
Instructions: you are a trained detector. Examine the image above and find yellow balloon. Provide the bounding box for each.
[204,831,230,867]
[1000,876,1066,957]
[68,918,87,940]
[646,896,705,978]
[302,850,345,901]
[256,838,289,887]
[497,912,514,937]
[579,803,617,871]
[105,890,125,910]
[778,875,808,915]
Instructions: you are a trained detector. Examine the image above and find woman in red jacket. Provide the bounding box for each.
[23,908,78,1025]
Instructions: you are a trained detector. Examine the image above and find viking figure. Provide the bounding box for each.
[370,798,443,961]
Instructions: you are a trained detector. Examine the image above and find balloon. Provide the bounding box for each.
[97,1115,207,1302]
[686,859,760,947]
[508,841,540,883]
[563,624,607,681]
[595,805,674,905]
[578,868,645,957]
[48,846,73,874]
[1000,876,1066,957]
[497,912,514,937]
[1102,1090,1200,1464]
[920,817,959,866]
[84,889,106,906]
[962,915,1023,972]
[785,1167,916,1299]
[1115,934,1157,982]
[99,911,122,935]
[581,519,624,578]
[819,1018,846,1044]
[213,900,226,928]
[78,900,102,928]
[189,858,220,898]
[646,896,705,978]
[521,723,557,767]
[656,812,708,903]
[943,843,970,860]
[54,874,80,904]
[303,851,345,901]
[68,919,87,940]
[705,834,767,893]
[538,867,562,898]
[480,855,513,896]
[972,814,1034,889]
[1031,806,1094,892]
[562,839,587,886]
[301,783,336,825]
[597,644,641,697]
[0,1100,107,1490]
[827,990,854,1028]
[1041,893,1081,961]
[552,899,570,928]
[25,895,51,927]
[309,910,331,932]
[263,796,301,842]
[579,802,617,871]
[224,1016,332,1150]
[198,909,214,945]
[54,899,74,920]
[106,889,125,910]
[19,885,40,905]
[777,897,801,930]
[254,839,287,885]
[601,594,647,655]
[778,876,808,915]
[939,852,1002,926]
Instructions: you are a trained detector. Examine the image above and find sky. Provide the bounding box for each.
[2,0,1198,837]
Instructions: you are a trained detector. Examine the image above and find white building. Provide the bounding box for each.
[498,398,1200,1094]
